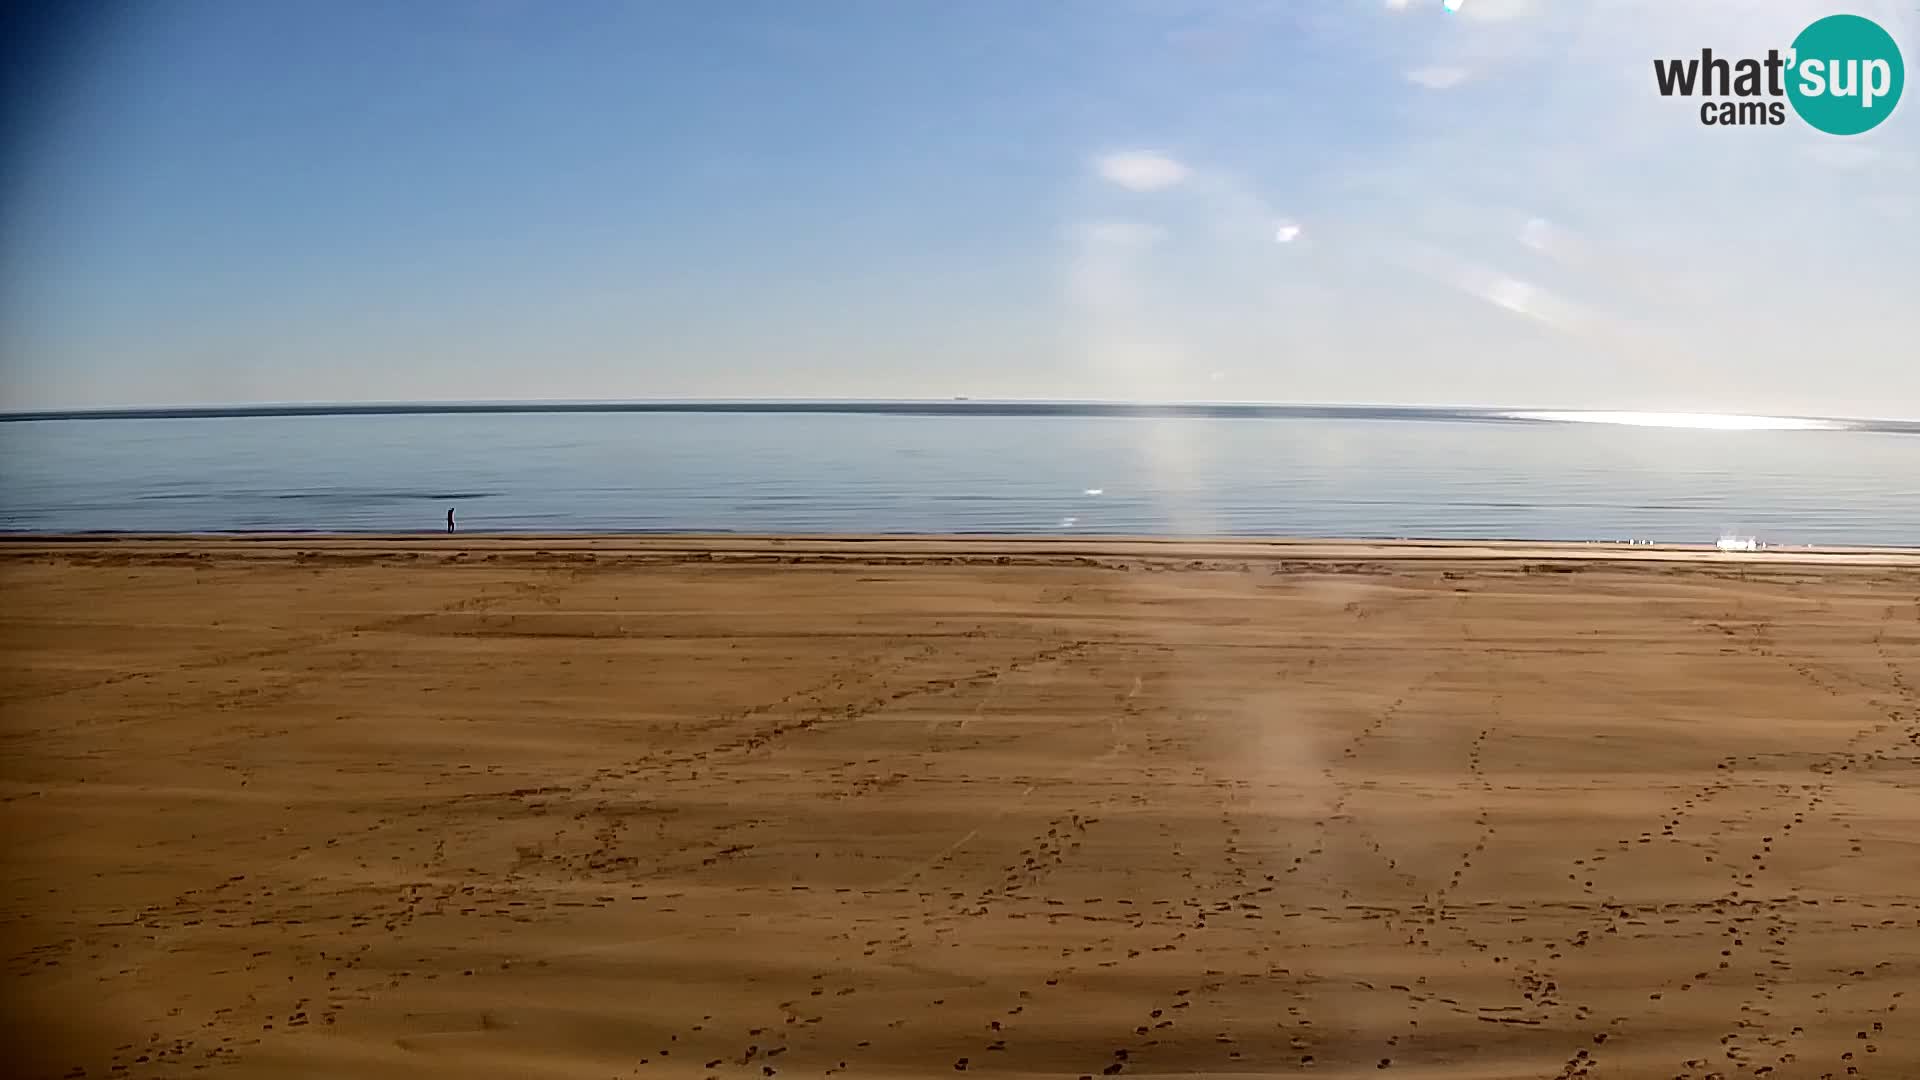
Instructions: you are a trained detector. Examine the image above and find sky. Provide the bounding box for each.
[1,0,1915,417]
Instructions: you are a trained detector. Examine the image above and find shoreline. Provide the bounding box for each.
[4,532,1919,566]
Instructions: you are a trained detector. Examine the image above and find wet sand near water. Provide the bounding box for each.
[3,537,1918,1079]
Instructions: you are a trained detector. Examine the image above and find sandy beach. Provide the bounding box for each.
[3,537,1917,1080]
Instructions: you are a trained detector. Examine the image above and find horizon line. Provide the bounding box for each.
[2,398,1916,433]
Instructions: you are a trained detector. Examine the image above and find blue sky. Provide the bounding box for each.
[2,0,1915,416]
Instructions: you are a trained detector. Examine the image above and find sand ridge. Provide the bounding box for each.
[2,539,1917,1079]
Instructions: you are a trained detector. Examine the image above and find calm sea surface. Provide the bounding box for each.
[2,412,1916,545]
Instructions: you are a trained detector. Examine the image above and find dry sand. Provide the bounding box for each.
[3,537,1917,1080]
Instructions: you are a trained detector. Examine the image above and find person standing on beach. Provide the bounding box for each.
[446,507,455,534]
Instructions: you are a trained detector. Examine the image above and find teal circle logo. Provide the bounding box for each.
[1787,14,1904,135]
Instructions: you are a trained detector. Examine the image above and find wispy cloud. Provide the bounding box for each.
[1404,66,1470,89]
[1094,151,1192,192]
[1071,0,1919,415]
[1389,0,1538,18]
[1455,0,1538,19]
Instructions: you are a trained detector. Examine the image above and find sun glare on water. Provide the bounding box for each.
[1506,411,1843,431]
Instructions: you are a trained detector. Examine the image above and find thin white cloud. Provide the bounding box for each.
[1094,151,1192,192]
[1404,66,1470,89]
[1456,0,1538,20]
[1397,243,1596,334]
[1517,216,1587,266]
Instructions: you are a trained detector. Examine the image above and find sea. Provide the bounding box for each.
[1,405,1916,546]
